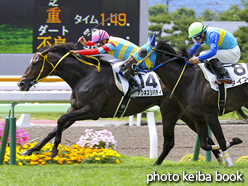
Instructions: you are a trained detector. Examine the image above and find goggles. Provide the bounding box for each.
[193,34,203,41]
[94,42,102,47]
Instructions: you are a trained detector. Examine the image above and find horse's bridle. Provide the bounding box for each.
[34,52,70,85]
[134,45,189,73]
[134,44,190,98]
[32,52,101,86]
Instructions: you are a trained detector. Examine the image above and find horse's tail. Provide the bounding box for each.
[235,108,248,121]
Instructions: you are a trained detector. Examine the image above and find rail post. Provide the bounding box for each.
[0,102,17,165]
[0,113,10,164]
[192,135,200,161]
[9,102,17,165]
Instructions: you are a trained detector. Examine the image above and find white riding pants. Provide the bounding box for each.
[200,45,241,64]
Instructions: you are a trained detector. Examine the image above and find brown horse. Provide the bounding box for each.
[18,43,238,165]
[123,35,246,167]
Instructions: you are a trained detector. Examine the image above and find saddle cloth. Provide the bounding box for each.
[112,62,163,97]
[198,63,248,91]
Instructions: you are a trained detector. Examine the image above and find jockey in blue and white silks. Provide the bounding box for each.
[188,26,240,63]
[187,22,241,84]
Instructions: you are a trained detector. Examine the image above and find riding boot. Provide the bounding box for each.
[125,74,142,95]
[209,58,232,84]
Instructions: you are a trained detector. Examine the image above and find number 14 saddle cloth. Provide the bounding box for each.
[112,62,163,97]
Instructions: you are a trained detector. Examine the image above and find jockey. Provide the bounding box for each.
[187,22,241,84]
[70,29,142,95]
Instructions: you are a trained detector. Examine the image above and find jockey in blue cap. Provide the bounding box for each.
[187,22,241,84]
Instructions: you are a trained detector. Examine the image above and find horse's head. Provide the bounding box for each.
[124,35,189,72]
[18,45,52,91]
[18,43,76,91]
[124,34,157,71]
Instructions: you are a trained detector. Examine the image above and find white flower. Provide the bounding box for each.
[77,129,117,149]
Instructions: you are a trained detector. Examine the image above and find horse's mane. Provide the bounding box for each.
[37,43,77,54]
[156,40,190,61]
[50,43,77,54]
[38,43,112,68]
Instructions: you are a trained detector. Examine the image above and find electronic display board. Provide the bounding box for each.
[33,0,141,52]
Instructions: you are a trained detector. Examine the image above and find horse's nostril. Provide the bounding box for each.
[17,82,24,88]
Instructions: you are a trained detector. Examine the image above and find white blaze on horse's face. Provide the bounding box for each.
[28,56,35,66]
[28,53,40,68]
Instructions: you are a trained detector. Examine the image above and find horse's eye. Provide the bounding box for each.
[31,61,39,68]
[138,48,147,58]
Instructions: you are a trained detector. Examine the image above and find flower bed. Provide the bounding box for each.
[0,123,29,146]
[2,129,121,165]
[3,142,121,165]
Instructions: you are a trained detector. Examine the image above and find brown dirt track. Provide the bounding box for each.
[22,121,248,163]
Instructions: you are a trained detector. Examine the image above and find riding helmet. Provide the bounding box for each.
[188,22,206,37]
[91,29,110,42]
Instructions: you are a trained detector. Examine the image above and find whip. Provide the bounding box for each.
[75,13,118,46]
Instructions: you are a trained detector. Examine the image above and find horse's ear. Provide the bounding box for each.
[147,35,151,43]
[150,33,156,47]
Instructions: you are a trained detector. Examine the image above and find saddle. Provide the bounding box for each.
[204,62,232,84]
[199,62,248,116]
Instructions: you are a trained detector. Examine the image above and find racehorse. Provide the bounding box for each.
[123,34,246,167]
[17,43,238,165]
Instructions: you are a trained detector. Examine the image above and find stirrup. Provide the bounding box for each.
[128,86,142,96]
[217,78,232,84]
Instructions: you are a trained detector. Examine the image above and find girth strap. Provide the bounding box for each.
[113,94,131,118]
[218,83,226,116]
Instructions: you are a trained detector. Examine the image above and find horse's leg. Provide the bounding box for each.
[194,121,213,151]
[21,106,76,156]
[154,96,184,165]
[211,137,243,151]
[154,95,222,165]
[154,116,177,165]
[51,105,95,158]
[22,120,74,155]
[204,114,233,167]
[181,115,224,165]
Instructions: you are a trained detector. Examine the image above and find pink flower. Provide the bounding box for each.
[0,123,29,146]
[77,129,117,149]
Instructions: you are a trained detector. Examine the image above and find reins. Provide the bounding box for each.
[35,52,101,84]
[155,54,189,98]
[135,46,190,98]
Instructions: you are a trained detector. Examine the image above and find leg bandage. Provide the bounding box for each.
[223,150,233,167]
[211,142,230,150]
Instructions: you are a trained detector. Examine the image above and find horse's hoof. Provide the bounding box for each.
[21,150,32,156]
[153,162,161,166]
[225,162,233,167]
[51,149,58,158]
[217,154,224,165]
[232,137,242,145]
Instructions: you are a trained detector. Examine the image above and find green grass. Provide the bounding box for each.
[0,155,247,186]
[0,23,32,53]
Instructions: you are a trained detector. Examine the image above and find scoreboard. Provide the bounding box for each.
[33,0,148,52]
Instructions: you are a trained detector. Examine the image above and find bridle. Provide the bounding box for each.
[134,45,189,73]
[31,52,101,86]
[34,52,70,84]
[134,44,190,98]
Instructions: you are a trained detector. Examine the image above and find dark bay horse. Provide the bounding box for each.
[18,43,238,165]
[124,36,246,167]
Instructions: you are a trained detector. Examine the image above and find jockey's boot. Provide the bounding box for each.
[126,74,142,96]
[209,58,232,84]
